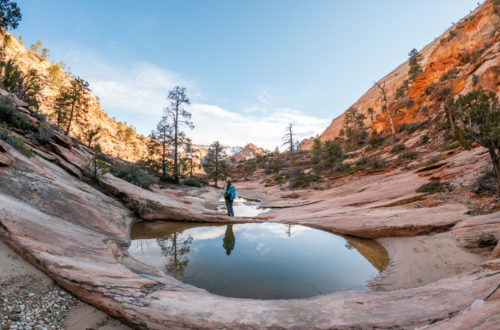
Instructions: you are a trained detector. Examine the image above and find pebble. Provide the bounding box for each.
[0,274,80,329]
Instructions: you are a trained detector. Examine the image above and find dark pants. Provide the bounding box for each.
[225,198,234,216]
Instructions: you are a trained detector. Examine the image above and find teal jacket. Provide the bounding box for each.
[223,184,236,201]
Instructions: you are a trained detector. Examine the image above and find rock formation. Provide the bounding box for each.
[301,0,500,149]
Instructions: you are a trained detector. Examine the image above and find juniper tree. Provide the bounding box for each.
[0,0,21,31]
[55,76,90,136]
[164,86,193,184]
[449,88,500,192]
[0,59,41,108]
[149,115,172,179]
[367,107,375,124]
[80,122,101,148]
[342,107,366,147]
[203,141,231,187]
[311,137,322,166]
[184,137,195,177]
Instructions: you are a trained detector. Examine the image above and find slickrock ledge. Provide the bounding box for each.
[0,141,499,329]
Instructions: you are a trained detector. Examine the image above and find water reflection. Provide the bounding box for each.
[156,232,193,277]
[129,221,385,299]
[222,224,235,255]
[217,196,269,217]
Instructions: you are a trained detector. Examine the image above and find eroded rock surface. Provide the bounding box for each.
[1,139,500,329]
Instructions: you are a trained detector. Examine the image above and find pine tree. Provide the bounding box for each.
[203,141,231,187]
[55,76,90,136]
[164,86,193,184]
[449,88,500,192]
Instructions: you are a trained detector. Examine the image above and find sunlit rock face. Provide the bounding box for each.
[231,143,263,162]
[300,1,500,150]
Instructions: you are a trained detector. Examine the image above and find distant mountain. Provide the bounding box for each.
[300,0,500,149]
[231,143,263,162]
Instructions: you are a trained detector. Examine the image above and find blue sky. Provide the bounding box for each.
[15,0,481,149]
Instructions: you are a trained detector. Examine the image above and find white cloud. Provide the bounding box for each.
[56,46,329,149]
[189,104,329,149]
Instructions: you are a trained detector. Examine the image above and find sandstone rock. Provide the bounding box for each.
[99,173,242,223]
[10,94,28,107]
[301,1,499,148]
[49,142,88,170]
[480,258,500,270]
[426,297,500,330]
[492,243,500,258]
[452,211,500,252]
[1,133,500,328]
[0,140,7,152]
[51,133,73,149]
[0,152,14,167]
[15,106,31,115]
[420,199,443,207]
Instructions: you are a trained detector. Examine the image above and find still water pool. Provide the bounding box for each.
[129,221,388,299]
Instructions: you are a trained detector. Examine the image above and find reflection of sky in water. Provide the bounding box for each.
[129,222,379,299]
[217,196,269,217]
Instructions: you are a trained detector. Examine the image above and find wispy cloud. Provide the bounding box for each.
[56,46,329,149]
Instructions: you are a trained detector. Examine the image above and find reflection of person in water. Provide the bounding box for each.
[222,224,235,255]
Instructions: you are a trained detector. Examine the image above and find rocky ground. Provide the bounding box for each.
[0,89,499,328]
[0,241,129,330]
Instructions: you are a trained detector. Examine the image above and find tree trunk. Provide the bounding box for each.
[162,139,166,178]
[387,107,396,136]
[65,99,76,136]
[446,105,456,137]
[173,106,179,184]
[214,156,218,188]
[489,148,500,194]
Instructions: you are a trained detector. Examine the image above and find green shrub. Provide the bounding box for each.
[183,178,202,188]
[38,121,53,144]
[420,135,430,144]
[112,163,158,188]
[11,137,33,157]
[345,164,366,174]
[366,156,387,170]
[439,141,460,152]
[398,122,422,134]
[440,68,459,81]
[288,170,318,189]
[424,83,436,95]
[471,170,498,194]
[416,180,444,193]
[391,143,406,153]
[398,150,418,160]
[369,132,385,148]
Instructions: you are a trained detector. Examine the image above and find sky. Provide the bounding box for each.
[15,0,481,149]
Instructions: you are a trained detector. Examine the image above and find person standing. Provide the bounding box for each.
[223,178,236,216]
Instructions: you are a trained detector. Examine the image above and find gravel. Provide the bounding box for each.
[0,273,80,329]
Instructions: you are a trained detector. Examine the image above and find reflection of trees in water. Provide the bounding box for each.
[156,232,193,277]
[285,224,293,237]
[223,224,235,255]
